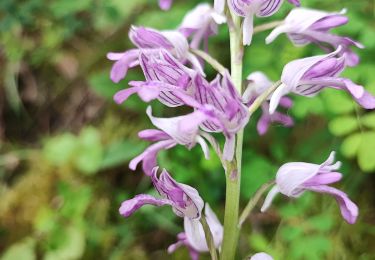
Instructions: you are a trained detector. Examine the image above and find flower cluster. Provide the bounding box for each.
[108,0,374,259]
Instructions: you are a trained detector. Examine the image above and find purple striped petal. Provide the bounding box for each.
[129,139,176,174]
[258,0,283,17]
[138,129,171,141]
[179,4,226,49]
[303,172,342,186]
[152,168,204,219]
[107,50,140,83]
[266,8,363,67]
[287,0,300,6]
[146,106,208,146]
[119,194,172,217]
[130,26,174,49]
[272,48,375,112]
[306,185,358,224]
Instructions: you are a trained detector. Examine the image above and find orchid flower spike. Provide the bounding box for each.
[117,49,249,161]
[120,167,204,219]
[129,106,210,175]
[222,0,300,45]
[168,204,223,260]
[261,151,359,224]
[269,47,375,114]
[107,26,203,83]
[266,8,364,66]
[243,72,294,135]
[179,3,226,50]
[250,252,274,260]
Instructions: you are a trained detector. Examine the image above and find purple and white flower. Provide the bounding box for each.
[129,106,210,175]
[179,3,226,50]
[266,8,364,66]
[107,26,202,83]
[243,71,294,135]
[115,49,249,161]
[114,49,196,107]
[168,204,223,260]
[269,47,375,114]
[120,167,204,219]
[217,0,300,45]
[261,151,359,224]
[190,73,250,160]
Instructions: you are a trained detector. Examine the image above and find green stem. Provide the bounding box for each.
[248,81,282,115]
[238,180,275,227]
[253,20,284,34]
[190,48,227,75]
[220,13,243,260]
[200,216,219,260]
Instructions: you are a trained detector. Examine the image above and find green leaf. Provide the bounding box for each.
[322,89,355,114]
[34,207,56,234]
[88,71,120,100]
[341,133,362,159]
[248,233,269,251]
[361,113,375,129]
[50,0,91,18]
[44,226,85,260]
[74,127,103,175]
[280,193,313,218]
[280,226,303,242]
[43,133,78,166]
[1,238,36,260]
[329,116,358,136]
[58,183,92,219]
[358,132,375,172]
[290,235,331,260]
[292,96,324,119]
[308,214,334,232]
[241,156,275,200]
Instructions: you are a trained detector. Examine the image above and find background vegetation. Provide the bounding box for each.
[0,0,374,259]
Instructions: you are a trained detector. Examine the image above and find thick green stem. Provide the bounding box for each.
[220,13,243,260]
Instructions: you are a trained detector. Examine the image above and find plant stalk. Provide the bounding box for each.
[200,215,219,260]
[238,180,275,227]
[248,81,282,115]
[190,48,227,75]
[253,20,283,34]
[220,13,243,260]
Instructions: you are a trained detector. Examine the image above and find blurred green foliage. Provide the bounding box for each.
[0,0,374,259]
